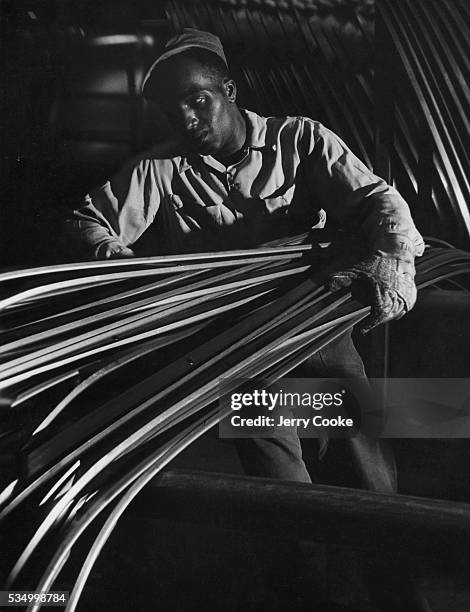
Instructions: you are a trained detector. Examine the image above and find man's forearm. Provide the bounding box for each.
[360,191,425,259]
[67,217,133,260]
[305,121,425,259]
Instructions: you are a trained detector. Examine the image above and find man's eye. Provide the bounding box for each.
[194,96,206,106]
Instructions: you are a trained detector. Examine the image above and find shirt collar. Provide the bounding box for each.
[177,109,270,173]
[243,108,268,150]
[178,156,192,173]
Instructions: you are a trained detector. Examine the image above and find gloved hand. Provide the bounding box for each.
[96,242,135,259]
[327,245,417,333]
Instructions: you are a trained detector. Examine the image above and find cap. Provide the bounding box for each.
[142,28,228,98]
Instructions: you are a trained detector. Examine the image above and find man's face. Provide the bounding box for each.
[154,56,239,158]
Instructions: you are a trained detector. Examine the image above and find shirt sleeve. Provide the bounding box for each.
[302,119,425,258]
[71,157,162,259]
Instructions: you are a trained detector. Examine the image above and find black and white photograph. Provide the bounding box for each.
[1,1,470,610]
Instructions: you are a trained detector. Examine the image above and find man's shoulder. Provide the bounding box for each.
[244,109,323,151]
[250,110,320,136]
[264,115,345,151]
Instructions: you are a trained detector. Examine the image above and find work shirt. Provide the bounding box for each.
[72,109,424,258]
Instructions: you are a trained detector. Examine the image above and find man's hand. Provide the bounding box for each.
[326,251,417,333]
[96,243,136,259]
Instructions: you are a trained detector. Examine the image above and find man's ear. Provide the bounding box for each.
[223,78,237,103]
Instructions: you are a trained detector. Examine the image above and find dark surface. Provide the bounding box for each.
[68,462,470,612]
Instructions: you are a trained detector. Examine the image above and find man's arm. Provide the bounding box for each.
[302,119,425,331]
[302,120,424,255]
[71,192,135,259]
[68,156,163,260]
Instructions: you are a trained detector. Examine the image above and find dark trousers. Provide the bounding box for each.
[234,331,396,492]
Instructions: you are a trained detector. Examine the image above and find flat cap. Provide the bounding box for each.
[142,28,227,98]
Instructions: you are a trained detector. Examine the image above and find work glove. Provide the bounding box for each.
[326,236,418,333]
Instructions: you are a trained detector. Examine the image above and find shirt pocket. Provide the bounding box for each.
[262,185,295,214]
[169,194,228,229]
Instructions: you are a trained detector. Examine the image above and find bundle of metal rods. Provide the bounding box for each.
[1,242,470,611]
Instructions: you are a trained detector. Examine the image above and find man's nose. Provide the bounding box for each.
[181,107,198,131]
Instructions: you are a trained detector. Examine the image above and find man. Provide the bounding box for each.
[71,26,423,481]
[70,29,428,609]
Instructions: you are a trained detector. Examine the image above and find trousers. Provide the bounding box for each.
[234,330,397,492]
